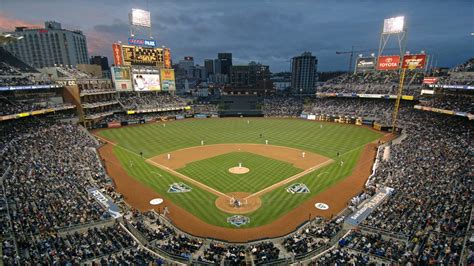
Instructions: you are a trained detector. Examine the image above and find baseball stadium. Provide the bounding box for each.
[0,2,473,265]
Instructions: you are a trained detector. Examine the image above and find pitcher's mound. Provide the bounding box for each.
[228,167,250,174]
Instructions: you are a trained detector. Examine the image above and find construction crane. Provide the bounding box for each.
[336,46,399,72]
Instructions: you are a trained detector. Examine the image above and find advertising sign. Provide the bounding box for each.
[130,9,151,27]
[133,73,161,91]
[111,67,133,91]
[383,16,405,34]
[112,43,123,66]
[345,187,394,226]
[87,187,122,218]
[164,48,172,68]
[128,37,156,47]
[160,69,176,91]
[423,77,438,84]
[377,55,400,70]
[402,54,427,69]
[355,57,375,72]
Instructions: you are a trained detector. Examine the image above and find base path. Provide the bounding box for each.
[149,143,330,170]
[97,139,386,242]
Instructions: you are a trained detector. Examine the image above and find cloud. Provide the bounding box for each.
[0,12,42,31]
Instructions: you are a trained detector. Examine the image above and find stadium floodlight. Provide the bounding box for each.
[130,8,151,28]
[383,16,405,34]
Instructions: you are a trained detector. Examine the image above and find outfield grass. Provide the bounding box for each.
[101,118,381,228]
[99,118,380,159]
[177,152,302,193]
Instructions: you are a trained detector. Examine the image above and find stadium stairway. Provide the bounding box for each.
[244,253,254,265]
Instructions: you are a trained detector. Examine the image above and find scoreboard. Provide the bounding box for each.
[121,45,164,67]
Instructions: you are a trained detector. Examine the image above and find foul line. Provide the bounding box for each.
[243,141,374,200]
[93,133,232,200]
[94,132,374,203]
[243,159,334,200]
[146,159,231,199]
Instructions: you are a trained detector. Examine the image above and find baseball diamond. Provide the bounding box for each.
[95,118,385,240]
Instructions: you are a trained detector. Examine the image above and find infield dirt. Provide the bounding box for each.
[97,132,394,242]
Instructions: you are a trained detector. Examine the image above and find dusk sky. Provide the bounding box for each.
[0,0,472,72]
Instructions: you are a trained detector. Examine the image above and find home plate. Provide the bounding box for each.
[150,198,164,205]
[315,202,329,210]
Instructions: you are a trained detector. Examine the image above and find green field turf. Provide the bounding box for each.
[99,118,381,228]
[176,152,302,193]
[98,118,380,159]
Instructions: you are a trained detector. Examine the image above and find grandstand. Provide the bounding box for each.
[0,16,472,266]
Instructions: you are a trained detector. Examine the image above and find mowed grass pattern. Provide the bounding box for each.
[101,118,382,228]
[99,118,380,159]
[177,152,302,193]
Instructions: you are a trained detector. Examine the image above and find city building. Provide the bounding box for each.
[213,58,222,75]
[90,55,110,78]
[291,52,318,94]
[204,59,214,78]
[228,61,273,95]
[2,21,89,68]
[218,53,232,75]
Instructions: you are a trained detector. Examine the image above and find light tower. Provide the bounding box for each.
[377,16,407,59]
[129,8,153,39]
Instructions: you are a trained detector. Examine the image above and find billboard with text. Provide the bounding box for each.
[164,48,172,69]
[111,67,133,91]
[377,55,400,70]
[355,57,375,72]
[423,77,438,84]
[402,54,427,69]
[160,69,176,91]
[112,44,123,66]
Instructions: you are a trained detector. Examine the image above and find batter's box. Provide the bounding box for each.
[286,183,310,194]
[168,182,192,193]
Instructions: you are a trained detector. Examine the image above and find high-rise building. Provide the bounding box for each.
[291,52,318,94]
[2,21,89,68]
[213,59,222,75]
[204,59,214,78]
[218,53,232,75]
[178,56,195,78]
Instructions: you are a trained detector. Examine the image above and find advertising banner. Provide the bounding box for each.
[111,67,133,91]
[377,55,400,70]
[164,48,172,68]
[87,187,122,218]
[112,44,123,66]
[402,54,427,69]
[345,187,393,226]
[108,122,121,128]
[133,73,161,91]
[128,37,156,47]
[160,69,176,91]
[355,57,376,72]
[423,77,438,84]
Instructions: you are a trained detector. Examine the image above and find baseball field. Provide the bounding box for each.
[95,118,385,241]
